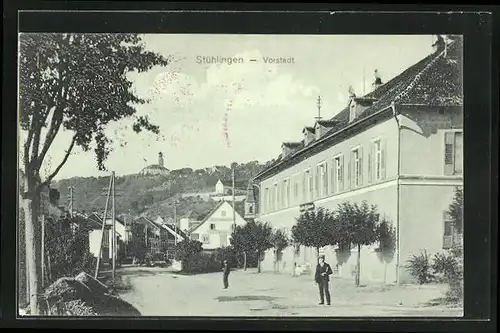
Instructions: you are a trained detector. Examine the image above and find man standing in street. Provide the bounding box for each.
[314,254,333,305]
[222,260,230,289]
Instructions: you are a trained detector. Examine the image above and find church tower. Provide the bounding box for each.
[244,180,257,219]
[158,152,164,168]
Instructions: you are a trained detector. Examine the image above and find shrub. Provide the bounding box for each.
[183,252,221,274]
[406,250,434,284]
[433,243,463,303]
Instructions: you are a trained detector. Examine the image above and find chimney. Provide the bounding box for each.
[158,152,164,167]
[372,69,383,91]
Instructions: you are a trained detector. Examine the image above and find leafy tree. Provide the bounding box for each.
[19,33,168,314]
[230,220,273,273]
[270,228,289,271]
[291,207,336,257]
[173,239,203,263]
[230,224,253,271]
[335,201,379,286]
[376,218,396,284]
[127,222,148,262]
[448,186,463,234]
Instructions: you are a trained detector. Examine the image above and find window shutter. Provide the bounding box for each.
[359,146,363,186]
[444,132,455,175]
[340,155,344,191]
[381,139,387,179]
[315,166,319,199]
[368,143,373,183]
[443,211,452,249]
[331,159,336,194]
[347,153,352,190]
[324,162,328,196]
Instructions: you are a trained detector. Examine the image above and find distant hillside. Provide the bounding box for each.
[52,161,265,220]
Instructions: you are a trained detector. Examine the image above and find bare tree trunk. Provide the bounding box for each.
[355,244,361,287]
[243,251,247,271]
[257,250,261,273]
[22,189,43,315]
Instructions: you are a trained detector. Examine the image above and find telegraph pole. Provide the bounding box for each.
[95,176,112,279]
[68,186,74,218]
[111,171,116,282]
[315,96,322,121]
[174,197,178,246]
[232,166,236,228]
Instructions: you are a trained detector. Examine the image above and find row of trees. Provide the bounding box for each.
[292,202,396,286]
[226,201,395,286]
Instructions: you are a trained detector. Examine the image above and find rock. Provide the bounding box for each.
[75,272,109,295]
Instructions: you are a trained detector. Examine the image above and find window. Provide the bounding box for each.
[351,147,363,187]
[333,155,344,193]
[264,187,269,213]
[210,223,216,230]
[248,205,253,214]
[273,184,279,210]
[221,210,226,217]
[374,140,382,180]
[304,169,312,202]
[443,212,454,249]
[444,131,463,175]
[349,104,356,122]
[292,174,299,204]
[316,162,328,198]
[283,179,290,208]
[202,234,210,244]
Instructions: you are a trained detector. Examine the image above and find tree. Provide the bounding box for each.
[230,220,273,273]
[127,222,148,262]
[19,33,169,314]
[173,239,203,271]
[448,186,463,234]
[230,224,252,270]
[270,229,289,272]
[376,218,396,284]
[335,201,379,287]
[248,221,273,273]
[291,207,336,257]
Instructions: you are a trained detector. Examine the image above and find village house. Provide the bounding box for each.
[133,216,186,256]
[246,36,463,284]
[184,201,247,250]
[86,213,128,263]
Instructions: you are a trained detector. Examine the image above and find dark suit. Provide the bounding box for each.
[314,262,333,304]
[222,264,230,289]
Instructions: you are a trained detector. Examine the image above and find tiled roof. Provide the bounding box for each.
[255,39,462,181]
[282,142,302,148]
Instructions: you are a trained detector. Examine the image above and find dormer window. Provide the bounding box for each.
[348,97,377,123]
[282,142,302,158]
[303,127,315,146]
[349,103,356,122]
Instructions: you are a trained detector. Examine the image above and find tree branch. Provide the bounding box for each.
[41,134,77,187]
[37,106,64,169]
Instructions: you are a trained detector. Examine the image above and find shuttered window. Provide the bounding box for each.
[444,131,463,175]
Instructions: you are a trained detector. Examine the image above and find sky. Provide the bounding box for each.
[21,34,435,180]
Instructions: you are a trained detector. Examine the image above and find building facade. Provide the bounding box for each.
[247,36,463,284]
[188,201,247,250]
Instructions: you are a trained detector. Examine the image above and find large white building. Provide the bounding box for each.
[245,36,463,284]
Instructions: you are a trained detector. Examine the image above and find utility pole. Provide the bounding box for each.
[111,171,116,282]
[95,176,113,279]
[41,214,45,287]
[315,95,322,121]
[174,197,178,246]
[232,166,236,228]
[68,186,74,219]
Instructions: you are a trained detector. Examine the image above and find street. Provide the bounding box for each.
[118,267,463,317]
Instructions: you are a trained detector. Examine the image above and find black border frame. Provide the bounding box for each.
[2,2,498,332]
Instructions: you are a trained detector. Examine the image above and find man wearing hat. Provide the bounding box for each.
[314,254,333,305]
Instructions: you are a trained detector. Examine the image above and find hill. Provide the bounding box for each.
[52,161,266,221]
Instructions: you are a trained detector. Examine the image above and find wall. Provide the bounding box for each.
[258,182,398,283]
[398,183,461,283]
[259,116,399,215]
[399,106,463,176]
[193,202,247,250]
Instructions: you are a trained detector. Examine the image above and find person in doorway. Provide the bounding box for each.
[314,254,333,305]
[222,260,230,289]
